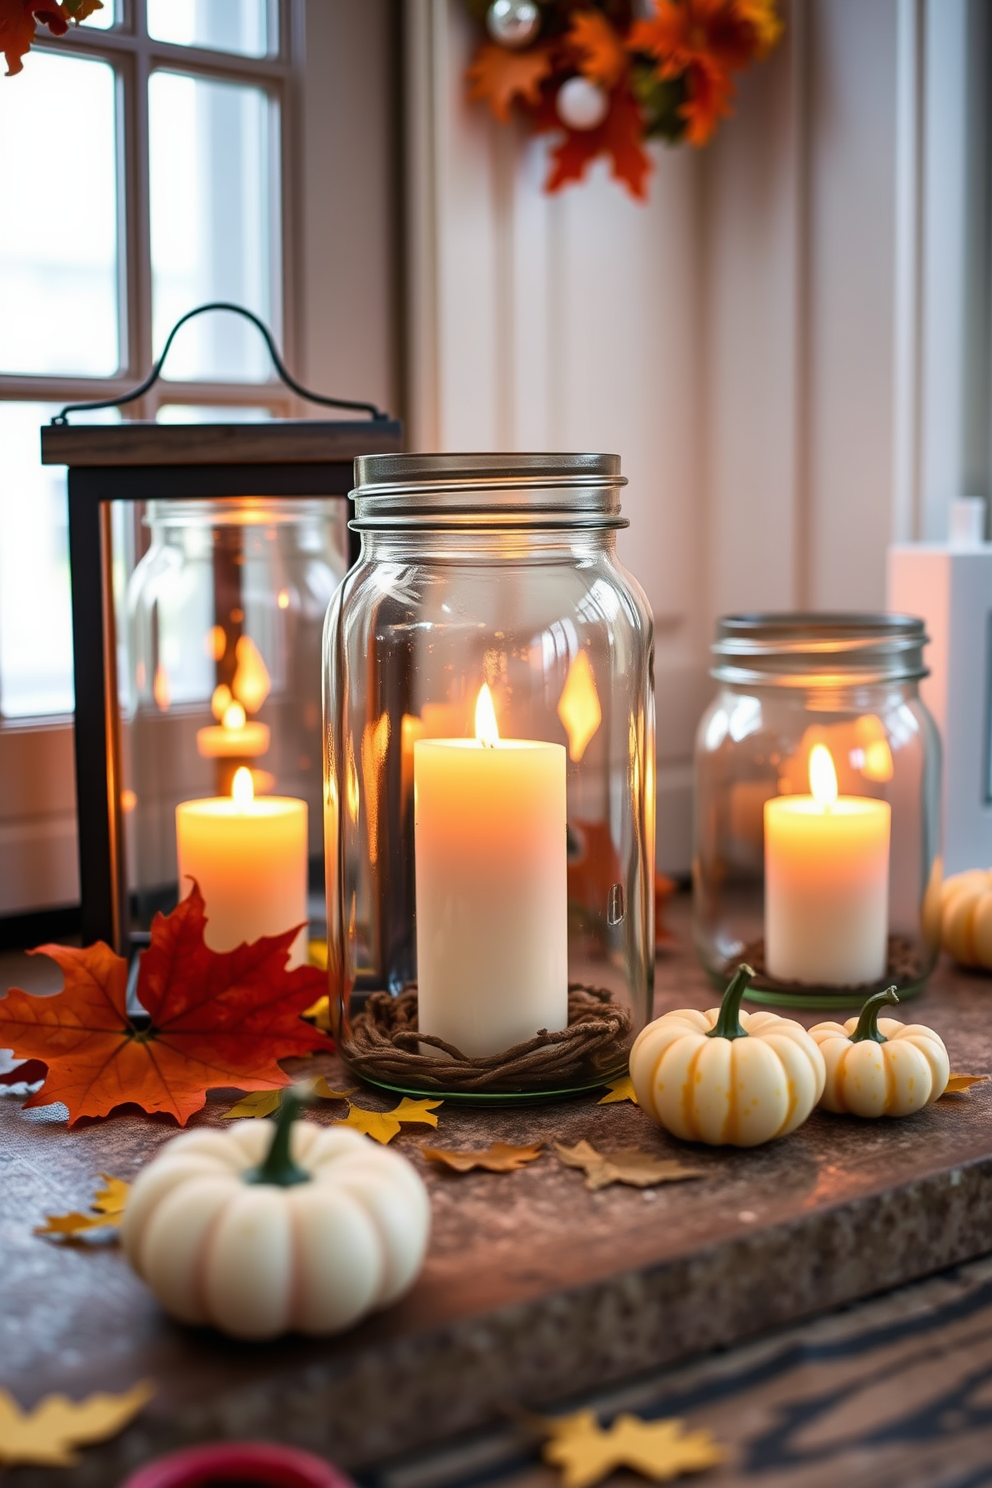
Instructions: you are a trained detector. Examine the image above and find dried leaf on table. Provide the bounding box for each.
[339,1096,442,1145]
[0,881,331,1127]
[942,1073,990,1095]
[0,1380,154,1468]
[467,41,555,122]
[597,1075,638,1106]
[302,992,331,1031]
[224,1075,354,1119]
[421,1141,543,1174]
[555,1139,704,1192]
[35,1173,129,1240]
[538,1408,725,1488]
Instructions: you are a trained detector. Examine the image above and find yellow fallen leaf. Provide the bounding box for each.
[223,1077,354,1119]
[421,1141,543,1173]
[555,1140,705,1192]
[0,1381,155,1468]
[307,938,329,971]
[597,1075,638,1106]
[302,993,331,1031]
[339,1096,442,1144]
[541,1409,725,1488]
[942,1073,990,1095]
[311,1076,354,1101]
[35,1174,129,1239]
[223,1089,282,1120]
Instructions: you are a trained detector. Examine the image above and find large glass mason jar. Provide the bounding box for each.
[323,453,655,1100]
[694,614,942,1008]
[123,497,348,945]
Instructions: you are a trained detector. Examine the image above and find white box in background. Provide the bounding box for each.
[888,522,992,875]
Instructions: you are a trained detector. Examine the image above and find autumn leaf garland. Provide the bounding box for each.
[464,0,782,199]
[0,0,103,78]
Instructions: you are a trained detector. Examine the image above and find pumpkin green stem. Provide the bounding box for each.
[247,1085,312,1188]
[707,964,756,1042]
[850,985,900,1045]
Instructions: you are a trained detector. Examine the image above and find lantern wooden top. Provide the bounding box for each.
[41,418,403,468]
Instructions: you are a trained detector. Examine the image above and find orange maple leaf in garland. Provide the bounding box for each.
[0,883,330,1126]
[567,10,627,91]
[0,0,103,78]
[630,0,781,147]
[467,40,555,123]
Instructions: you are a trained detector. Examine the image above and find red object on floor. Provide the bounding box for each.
[120,1441,356,1488]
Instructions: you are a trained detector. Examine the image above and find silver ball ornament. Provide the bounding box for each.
[555,75,610,131]
[485,0,541,49]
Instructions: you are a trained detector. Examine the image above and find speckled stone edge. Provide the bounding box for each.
[9,1154,992,1488]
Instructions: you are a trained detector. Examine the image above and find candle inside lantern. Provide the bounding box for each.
[176,767,309,967]
[414,685,568,1058]
[196,699,271,760]
[764,745,890,986]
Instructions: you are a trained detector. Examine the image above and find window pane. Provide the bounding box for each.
[0,404,121,720]
[0,54,119,376]
[83,1,117,29]
[147,0,272,60]
[149,71,278,382]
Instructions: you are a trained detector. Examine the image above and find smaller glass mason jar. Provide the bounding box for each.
[694,614,942,1009]
[323,453,655,1101]
[123,497,349,939]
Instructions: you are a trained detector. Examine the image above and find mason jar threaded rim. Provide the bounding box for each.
[350,452,627,530]
[711,612,929,688]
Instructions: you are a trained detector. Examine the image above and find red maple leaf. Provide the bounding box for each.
[0,883,331,1126]
[539,83,651,200]
[0,0,101,77]
[567,10,627,90]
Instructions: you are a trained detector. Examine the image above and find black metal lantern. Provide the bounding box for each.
[40,305,402,957]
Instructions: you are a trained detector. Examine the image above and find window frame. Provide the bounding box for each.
[0,0,304,421]
[0,0,309,921]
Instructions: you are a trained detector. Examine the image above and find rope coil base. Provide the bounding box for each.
[341,984,632,1093]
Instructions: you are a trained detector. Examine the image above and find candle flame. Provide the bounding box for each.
[232,636,271,712]
[211,683,232,721]
[222,700,246,730]
[232,765,255,809]
[475,685,500,747]
[809,744,838,808]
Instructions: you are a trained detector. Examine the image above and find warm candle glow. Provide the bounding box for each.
[222,700,247,730]
[232,766,254,809]
[475,684,500,746]
[232,636,271,711]
[809,744,838,808]
[557,650,602,762]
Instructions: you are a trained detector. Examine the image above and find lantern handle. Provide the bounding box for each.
[51,302,390,425]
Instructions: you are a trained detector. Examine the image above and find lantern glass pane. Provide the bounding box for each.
[83,2,117,28]
[0,53,119,377]
[149,70,278,382]
[146,0,272,58]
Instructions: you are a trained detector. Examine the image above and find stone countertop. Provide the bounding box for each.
[3,895,992,1485]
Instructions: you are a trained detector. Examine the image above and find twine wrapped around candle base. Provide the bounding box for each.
[341,984,631,1093]
[738,933,925,994]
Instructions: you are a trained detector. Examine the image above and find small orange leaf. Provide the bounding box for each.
[467,40,554,123]
[568,10,627,89]
[35,1174,129,1240]
[539,1409,725,1488]
[0,1381,153,1468]
[597,1075,638,1106]
[942,1073,990,1095]
[421,1141,543,1173]
[556,1139,704,1192]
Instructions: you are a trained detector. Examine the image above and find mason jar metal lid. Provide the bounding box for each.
[711,612,929,687]
[350,452,627,528]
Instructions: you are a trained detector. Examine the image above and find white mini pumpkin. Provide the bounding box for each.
[122,1090,431,1340]
[629,964,826,1147]
[809,987,949,1117]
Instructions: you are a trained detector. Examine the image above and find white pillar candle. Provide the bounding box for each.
[764,745,891,986]
[176,767,309,967]
[414,685,568,1057]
